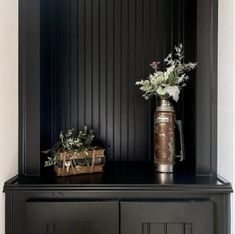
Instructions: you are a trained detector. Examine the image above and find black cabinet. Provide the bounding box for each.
[24,200,213,234]
[4,0,232,234]
[26,201,119,234]
[4,167,232,234]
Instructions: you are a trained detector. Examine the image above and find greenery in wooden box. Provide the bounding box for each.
[43,127,105,176]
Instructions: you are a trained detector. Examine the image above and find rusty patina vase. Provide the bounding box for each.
[154,98,178,173]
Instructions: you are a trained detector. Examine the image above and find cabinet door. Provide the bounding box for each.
[25,200,119,234]
[121,200,213,234]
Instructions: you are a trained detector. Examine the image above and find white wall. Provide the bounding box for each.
[218,0,235,233]
[0,0,18,234]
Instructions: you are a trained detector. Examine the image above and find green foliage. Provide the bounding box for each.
[136,44,197,102]
[43,127,95,167]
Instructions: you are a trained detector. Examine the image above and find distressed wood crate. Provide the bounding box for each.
[54,148,105,177]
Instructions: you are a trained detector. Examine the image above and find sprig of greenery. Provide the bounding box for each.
[136,44,197,102]
[43,127,95,167]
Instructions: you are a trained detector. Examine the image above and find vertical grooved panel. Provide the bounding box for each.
[150,223,165,234]
[71,222,90,234]
[70,0,78,130]
[120,0,128,158]
[106,0,114,159]
[54,223,69,234]
[144,0,153,160]
[47,222,97,234]
[40,0,196,164]
[142,223,149,234]
[40,0,53,170]
[185,223,192,234]
[113,0,121,160]
[92,0,100,135]
[78,0,85,128]
[135,0,143,160]
[99,0,107,143]
[85,0,92,126]
[128,0,136,161]
[167,223,184,234]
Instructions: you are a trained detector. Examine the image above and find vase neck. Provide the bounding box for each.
[156,98,174,112]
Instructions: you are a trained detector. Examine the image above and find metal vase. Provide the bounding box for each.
[154,98,184,173]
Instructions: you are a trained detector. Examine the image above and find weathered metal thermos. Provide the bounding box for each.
[154,98,184,173]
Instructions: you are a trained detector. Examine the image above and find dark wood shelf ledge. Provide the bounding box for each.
[4,163,232,193]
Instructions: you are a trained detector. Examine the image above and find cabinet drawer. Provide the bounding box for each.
[121,200,213,234]
[25,200,119,234]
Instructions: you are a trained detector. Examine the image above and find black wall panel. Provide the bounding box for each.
[40,0,196,165]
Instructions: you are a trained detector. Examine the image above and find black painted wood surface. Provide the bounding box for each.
[19,0,41,175]
[4,171,232,234]
[4,163,232,193]
[196,0,218,174]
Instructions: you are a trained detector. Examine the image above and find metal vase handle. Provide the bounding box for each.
[175,120,185,162]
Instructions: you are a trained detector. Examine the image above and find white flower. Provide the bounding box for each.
[167,65,175,73]
[164,53,174,66]
[165,86,180,102]
[178,74,185,83]
[155,71,164,77]
[152,72,165,85]
[165,65,175,77]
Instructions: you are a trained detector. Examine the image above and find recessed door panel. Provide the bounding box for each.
[121,200,213,234]
[25,201,119,234]
[47,222,96,234]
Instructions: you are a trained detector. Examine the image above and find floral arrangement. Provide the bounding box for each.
[43,127,95,167]
[136,44,197,102]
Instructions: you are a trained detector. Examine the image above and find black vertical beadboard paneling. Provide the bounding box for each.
[78,0,85,129]
[92,0,100,136]
[135,0,143,160]
[40,0,196,163]
[163,1,172,58]
[99,0,107,144]
[144,0,152,161]
[54,0,61,136]
[183,0,197,172]
[113,0,122,160]
[40,0,53,170]
[106,0,114,160]
[148,0,157,162]
[51,0,55,143]
[128,0,136,161]
[120,0,129,159]
[85,0,93,127]
[70,0,78,130]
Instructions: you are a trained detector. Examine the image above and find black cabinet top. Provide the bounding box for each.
[4,163,232,193]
